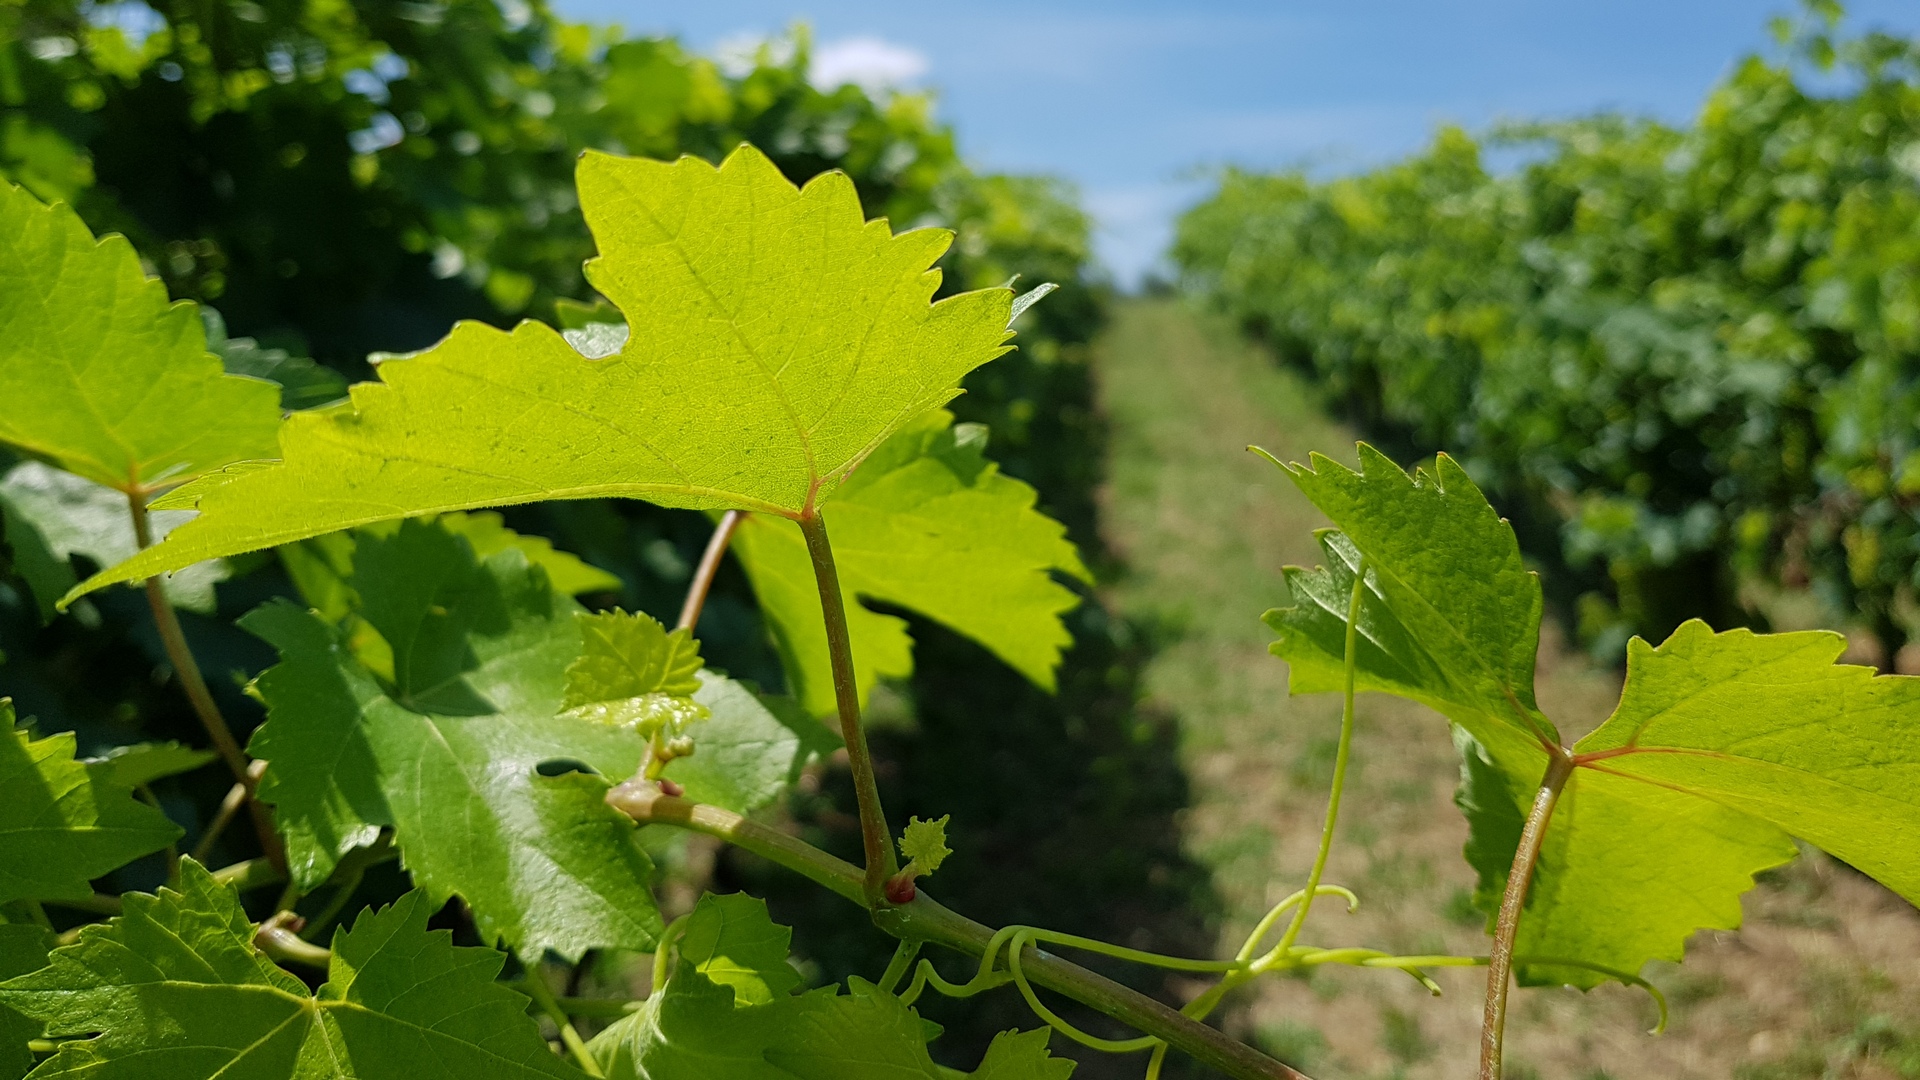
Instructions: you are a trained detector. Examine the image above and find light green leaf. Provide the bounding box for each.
[1512,622,1920,985]
[1268,444,1920,989]
[0,924,52,1080]
[568,610,704,703]
[0,462,229,612]
[0,184,281,495]
[899,815,951,875]
[675,893,800,1006]
[1264,445,1555,745]
[72,144,1018,602]
[732,411,1088,716]
[589,894,1069,1080]
[0,860,580,1079]
[86,741,218,789]
[242,519,662,958]
[0,704,181,904]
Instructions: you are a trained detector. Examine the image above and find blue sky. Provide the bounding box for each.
[554,1,1920,285]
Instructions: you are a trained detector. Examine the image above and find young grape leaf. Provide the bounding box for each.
[241,521,662,958]
[0,184,282,496]
[0,860,579,1078]
[71,144,1020,602]
[0,705,180,904]
[1263,445,1556,746]
[0,462,230,612]
[731,411,1088,716]
[85,741,219,789]
[0,924,51,1080]
[588,892,1071,1080]
[567,609,704,709]
[1267,444,1920,988]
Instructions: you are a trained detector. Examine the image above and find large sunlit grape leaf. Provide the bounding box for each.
[71,144,1020,603]
[0,183,281,496]
[731,411,1088,716]
[0,860,579,1079]
[0,704,180,904]
[1264,444,1920,988]
[588,893,1072,1080]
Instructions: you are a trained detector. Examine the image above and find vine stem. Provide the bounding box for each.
[127,491,284,871]
[1481,750,1575,1080]
[797,511,898,904]
[677,510,741,632]
[605,782,1311,1080]
[522,969,606,1077]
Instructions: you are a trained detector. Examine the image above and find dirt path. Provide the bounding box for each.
[1095,300,1920,1079]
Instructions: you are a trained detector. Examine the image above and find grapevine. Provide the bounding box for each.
[0,135,1917,1080]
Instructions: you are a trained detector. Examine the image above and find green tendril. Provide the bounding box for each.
[1006,930,1162,1054]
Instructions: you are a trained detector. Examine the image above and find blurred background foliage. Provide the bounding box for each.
[0,2,1216,1072]
[1174,4,1920,665]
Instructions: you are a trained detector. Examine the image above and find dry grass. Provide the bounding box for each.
[1095,299,1920,1079]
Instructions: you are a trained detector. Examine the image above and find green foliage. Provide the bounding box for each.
[898,816,952,876]
[0,184,281,496]
[1176,16,1920,656]
[588,893,1071,1080]
[731,409,1089,715]
[563,610,708,740]
[1266,444,1920,988]
[0,860,577,1078]
[0,703,179,905]
[242,518,664,955]
[72,145,1016,598]
[0,924,52,1080]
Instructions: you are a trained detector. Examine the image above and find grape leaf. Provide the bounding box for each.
[568,610,704,702]
[241,520,663,958]
[0,184,281,495]
[588,893,1071,1080]
[1264,445,1556,746]
[659,679,836,815]
[731,411,1088,715]
[0,485,73,625]
[276,510,619,627]
[674,893,801,1005]
[1266,444,1920,988]
[201,307,348,412]
[0,924,51,1080]
[0,860,579,1079]
[71,144,1019,601]
[0,704,180,904]
[86,741,218,789]
[0,462,230,612]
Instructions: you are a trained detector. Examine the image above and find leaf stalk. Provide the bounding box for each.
[796,511,899,904]
[127,491,285,871]
[677,510,742,632]
[1481,749,1576,1080]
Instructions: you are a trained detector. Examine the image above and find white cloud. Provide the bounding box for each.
[810,36,930,96]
